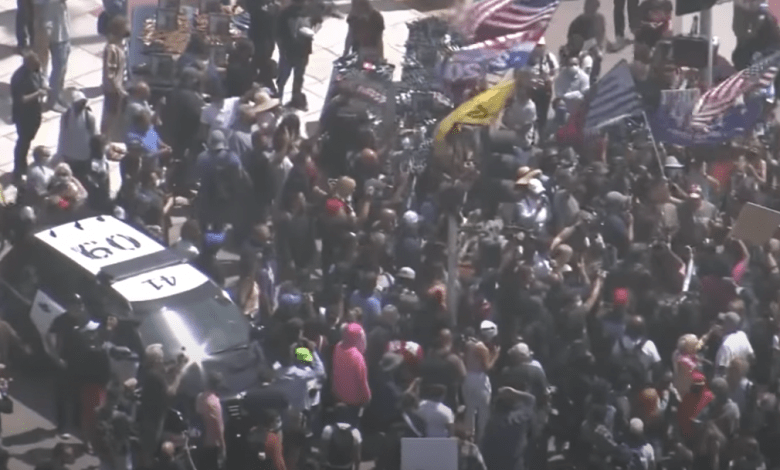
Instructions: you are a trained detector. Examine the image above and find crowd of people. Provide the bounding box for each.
[6,0,780,469]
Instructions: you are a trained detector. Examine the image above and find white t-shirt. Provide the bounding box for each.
[502,97,536,149]
[200,97,240,133]
[716,330,754,371]
[417,400,454,438]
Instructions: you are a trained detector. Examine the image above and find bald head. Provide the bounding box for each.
[437,328,453,348]
[360,148,378,167]
[626,315,645,338]
[132,81,151,100]
[380,208,396,220]
[161,441,175,457]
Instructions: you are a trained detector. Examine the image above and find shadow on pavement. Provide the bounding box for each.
[0,43,17,63]
[0,82,12,126]
[8,366,58,425]
[11,442,88,467]
[70,35,104,48]
[10,446,52,467]
[3,428,57,447]
[0,10,18,44]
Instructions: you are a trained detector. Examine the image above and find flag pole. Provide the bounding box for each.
[701,7,714,89]
[642,111,666,179]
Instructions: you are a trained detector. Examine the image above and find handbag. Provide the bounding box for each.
[0,395,14,414]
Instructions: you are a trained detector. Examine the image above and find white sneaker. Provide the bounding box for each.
[58,433,71,440]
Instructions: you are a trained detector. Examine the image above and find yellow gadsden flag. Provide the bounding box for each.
[435,79,516,146]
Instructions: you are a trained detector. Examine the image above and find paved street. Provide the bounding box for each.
[0,0,738,468]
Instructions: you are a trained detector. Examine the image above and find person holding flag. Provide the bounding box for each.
[434,78,518,157]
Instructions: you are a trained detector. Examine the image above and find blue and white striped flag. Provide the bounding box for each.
[584,60,642,132]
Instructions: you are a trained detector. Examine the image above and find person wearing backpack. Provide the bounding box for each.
[57,90,98,187]
[195,129,245,232]
[320,408,362,470]
[611,315,661,388]
[622,418,655,470]
[248,409,286,470]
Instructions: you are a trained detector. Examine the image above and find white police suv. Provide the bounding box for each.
[0,215,264,394]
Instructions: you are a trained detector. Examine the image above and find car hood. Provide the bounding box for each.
[177,342,265,397]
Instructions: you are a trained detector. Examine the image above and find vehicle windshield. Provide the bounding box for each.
[135,285,250,358]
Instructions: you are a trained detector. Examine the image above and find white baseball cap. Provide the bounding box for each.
[480,320,498,339]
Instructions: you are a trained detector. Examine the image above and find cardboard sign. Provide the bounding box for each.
[401,438,458,470]
[729,203,780,246]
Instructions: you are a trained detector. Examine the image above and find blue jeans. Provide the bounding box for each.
[49,41,71,106]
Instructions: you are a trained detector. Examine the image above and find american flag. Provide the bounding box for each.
[691,51,780,129]
[455,0,559,42]
[447,30,537,71]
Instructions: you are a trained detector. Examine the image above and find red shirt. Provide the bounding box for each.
[196,391,224,448]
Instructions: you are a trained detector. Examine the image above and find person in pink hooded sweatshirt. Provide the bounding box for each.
[332,323,372,426]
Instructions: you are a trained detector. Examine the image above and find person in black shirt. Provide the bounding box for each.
[501,343,548,410]
[281,148,314,208]
[225,38,258,98]
[420,329,466,411]
[70,320,112,454]
[16,0,33,51]
[162,68,204,180]
[276,192,317,278]
[245,0,279,92]
[243,369,290,423]
[568,0,606,50]
[612,0,638,50]
[567,0,606,82]
[11,51,46,183]
[481,387,537,470]
[276,0,314,110]
[47,297,87,440]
